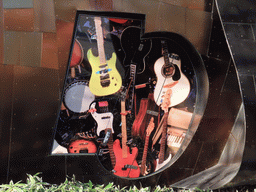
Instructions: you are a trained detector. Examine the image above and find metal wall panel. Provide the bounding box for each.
[56,19,74,88]
[137,0,160,32]
[3,0,33,9]
[89,0,113,11]
[4,8,34,31]
[41,33,58,69]
[54,0,91,22]
[158,2,186,36]
[34,0,56,32]
[3,31,21,65]
[217,0,256,23]
[224,24,256,75]
[0,1,3,65]
[20,32,42,68]
[10,66,59,160]
[113,0,160,33]
[208,4,231,62]
[186,9,212,55]
[0,64,14,180]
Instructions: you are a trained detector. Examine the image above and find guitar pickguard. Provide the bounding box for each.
[90,102,114,136]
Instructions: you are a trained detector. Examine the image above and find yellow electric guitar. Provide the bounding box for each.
[87,17,122,96]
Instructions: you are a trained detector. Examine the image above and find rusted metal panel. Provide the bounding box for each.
[3,0,33,9]
[20,32,42,67]
[41,33,58,69]
[34,0,56,32]
[4,8,34,32]
[89,0,113,11]
[186,9,212,55]
[54,0,91,22]
[3,31,22,65]
[157,2,186,36]
[56,19,74,87]
[160,0,213,12]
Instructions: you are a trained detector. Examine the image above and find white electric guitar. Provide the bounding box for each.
[154,40,190,107]
[90,101,114,136]
[155,89,172,171]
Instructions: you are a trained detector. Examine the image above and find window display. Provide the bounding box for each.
[52,11,196,178]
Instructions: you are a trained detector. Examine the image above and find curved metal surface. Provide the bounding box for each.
[214,0,256,188]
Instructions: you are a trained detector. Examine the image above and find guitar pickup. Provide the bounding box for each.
[99,64,108,68]
[100,79,110,87]
[100,74,110,80]
[96,69,112,74]
[146,110,159,117]
[101,116,111,119]
[122,164,138,170]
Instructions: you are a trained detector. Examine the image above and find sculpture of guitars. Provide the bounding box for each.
[155,89,172,171]
[140,117,155,176]
[90,101,114,136]
[87,17,122,96]
[112,100,140,178]
[154,40,190,107]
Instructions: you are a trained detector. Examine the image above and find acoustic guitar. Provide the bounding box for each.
[154,40,190,107]
[87,17,122,96]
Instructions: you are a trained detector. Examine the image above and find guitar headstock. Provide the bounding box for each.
[146,117,155,136]
[161,89,172,112]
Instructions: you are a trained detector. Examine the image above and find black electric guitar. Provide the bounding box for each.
[120,26,152,74]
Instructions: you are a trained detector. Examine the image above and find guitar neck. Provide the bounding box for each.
[161,40,170,66]
[121,100,128,158]
[94,17,106,64]
[158,112,168,164]
[140,135,150,175]
[106,130,116,168]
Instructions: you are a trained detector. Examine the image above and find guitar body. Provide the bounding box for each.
[132,93,158,140]
[155,154,172,171]
[87,48,122,96]
[90,102,114,136]
[154,55,190,107]
[70,39,84,68]
[68,139,97,153]
[113,139,140,178]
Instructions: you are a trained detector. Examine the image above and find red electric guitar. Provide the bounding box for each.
[112,100,140,178]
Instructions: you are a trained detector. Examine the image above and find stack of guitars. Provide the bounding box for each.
[55,16,193,178]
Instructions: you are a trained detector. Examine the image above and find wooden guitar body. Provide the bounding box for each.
[132,93,158,140]
[113,139,140,178]
[154,55,190,107]
[70,39,84,68]
[87,49,122,96]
